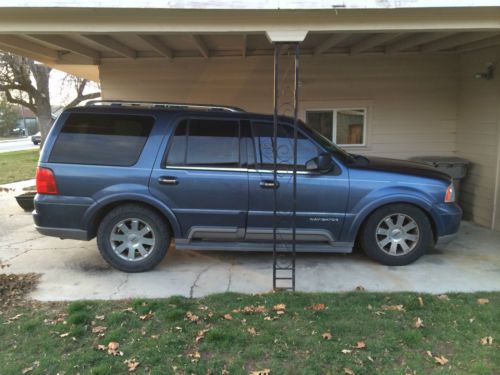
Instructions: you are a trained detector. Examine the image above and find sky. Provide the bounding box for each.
[49,68,100,107]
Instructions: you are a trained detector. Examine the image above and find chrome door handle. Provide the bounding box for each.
[260,180,279,189]
[158,176,178,185]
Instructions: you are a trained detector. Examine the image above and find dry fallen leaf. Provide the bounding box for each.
[92,326,107,334]
[418,297,424,306]
[381,304,405,312]
[95,315,105,320]
[195,328,210,343]
[187,351,201,362]
[438,294,449,301]
[426,350,433,358]
[59,332,70,338]
[97,344,107,351]
[124,358,139,372]
[306,303,326,311]
[253,305,266,313]
[480,336,494,345]
[321,332,332,340]
[341,349,352,354]
[354,341,366,349]
[477,298,490,305]
[186,311,199,323]
[434,355,449,366]
[249,369,271,375]
[273,304,286,312]
[223,314,233,321]
[139,311,155,321]
[344,368,355,375]
[414,317,424,329]
[108,341,124,356]
[247,327,257,336]
[21,361,40,374]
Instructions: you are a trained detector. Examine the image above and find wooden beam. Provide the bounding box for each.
[385,32,454,53]
[350,33,401,54]
[82,35,137,58]
[313,34,350,55]
[27,34,100,61]
[421,32,499,52]
[242,34,247,58]
[0,35,60,60]
[456,35,500,52]
[138,35,173,59]
[191,34,209,58]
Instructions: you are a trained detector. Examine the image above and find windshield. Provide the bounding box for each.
[300,121,354,163]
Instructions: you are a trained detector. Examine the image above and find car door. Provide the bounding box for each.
[246,120,349,245]
[149,117,248,241]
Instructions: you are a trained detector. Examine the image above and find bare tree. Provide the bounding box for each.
[0,53,100,141]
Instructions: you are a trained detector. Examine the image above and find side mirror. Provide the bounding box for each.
[305,153,334,172]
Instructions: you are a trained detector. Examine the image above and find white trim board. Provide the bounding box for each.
[1,0,500,9]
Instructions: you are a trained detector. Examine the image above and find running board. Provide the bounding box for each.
[174,241,353,253]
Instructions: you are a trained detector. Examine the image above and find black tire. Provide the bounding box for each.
[97,204,170,272]
[360,204,433,266]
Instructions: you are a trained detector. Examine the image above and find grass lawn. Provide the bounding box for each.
[0,149,39,184]
[0,292,498,375]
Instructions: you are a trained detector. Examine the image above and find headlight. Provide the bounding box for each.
[445,184,455,203]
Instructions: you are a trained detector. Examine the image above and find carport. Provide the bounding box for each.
[1,4,500,233]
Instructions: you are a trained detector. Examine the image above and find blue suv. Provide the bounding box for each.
[33,102,462,272]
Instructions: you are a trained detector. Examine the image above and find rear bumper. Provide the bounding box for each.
[33,194,93,240]
[34,224,90,240]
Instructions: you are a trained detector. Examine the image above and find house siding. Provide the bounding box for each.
[456,46,500,229]
[100,53,458,161]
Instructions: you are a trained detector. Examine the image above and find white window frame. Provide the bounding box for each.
[305,107,368,147]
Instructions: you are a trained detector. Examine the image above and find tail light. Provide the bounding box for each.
[444,184,455,203]
[36,167,59,195]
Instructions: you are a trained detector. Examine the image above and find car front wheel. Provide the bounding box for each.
[360,204,433,266]
[97,204,170,272]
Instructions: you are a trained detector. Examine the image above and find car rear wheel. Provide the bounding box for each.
[97,204,170,272]
[360,204,433,266]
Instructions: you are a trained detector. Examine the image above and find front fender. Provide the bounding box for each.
[342,186,435,243]
[82,184,182,238]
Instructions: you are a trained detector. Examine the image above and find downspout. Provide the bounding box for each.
[492,62,500,231]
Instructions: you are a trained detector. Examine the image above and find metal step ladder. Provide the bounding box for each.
[272,43,300,291]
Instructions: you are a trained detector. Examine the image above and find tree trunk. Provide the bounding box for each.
[33,64,52,144]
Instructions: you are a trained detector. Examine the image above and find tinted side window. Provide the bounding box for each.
[166,119,240,167]
[49,113,154,166]
[251,122,320,169]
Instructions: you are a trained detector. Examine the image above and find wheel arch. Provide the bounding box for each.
[84,195,181,240]
[345,193,439,245]
[356,202,438,243]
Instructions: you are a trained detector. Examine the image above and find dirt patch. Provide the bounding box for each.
[0,273,41,307]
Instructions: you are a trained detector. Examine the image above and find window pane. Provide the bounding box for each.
[49,114,154,166]
[186,119,239,167]
[166,120,187,165]
[336,109,365,145]
[306,111,333,140]
[251,122,319,169]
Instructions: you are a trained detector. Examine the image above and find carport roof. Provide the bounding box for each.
[0,7,499,80]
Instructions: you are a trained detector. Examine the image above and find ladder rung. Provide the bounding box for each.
[274,277,294,280]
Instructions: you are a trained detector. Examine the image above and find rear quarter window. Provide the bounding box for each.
[49,113,154,166]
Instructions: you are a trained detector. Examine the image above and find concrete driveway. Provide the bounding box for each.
[1,191,499,301]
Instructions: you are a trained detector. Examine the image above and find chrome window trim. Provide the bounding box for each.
[165,165,312,174]
[165,165,248,172]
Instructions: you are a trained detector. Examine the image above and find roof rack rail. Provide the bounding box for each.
[85,100,245,113]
